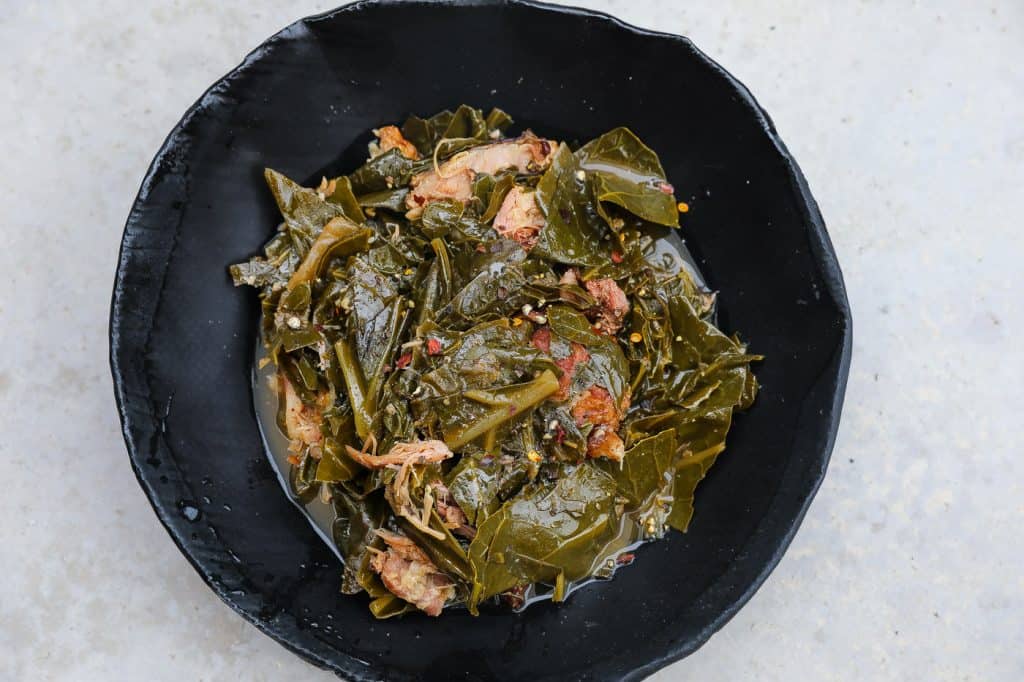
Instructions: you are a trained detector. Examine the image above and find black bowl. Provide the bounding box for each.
[110,1,851,679]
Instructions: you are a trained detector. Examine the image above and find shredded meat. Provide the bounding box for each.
[372,125,420,160]
[559,268,579,287]
[280,373,328,447]
[571,385,630,461]
[429,481,475,539]
[571,385,621,427]
[344,440,455,540]
[406,132,555,209]
[345,439,452,469]
[370,530,454,617]
[584,425,625,461]
[493,186,545,250]
[584,278,630,335]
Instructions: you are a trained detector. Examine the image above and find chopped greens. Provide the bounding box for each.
[231,105,760,618]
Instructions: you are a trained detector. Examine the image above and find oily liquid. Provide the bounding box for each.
[252,230,710,609]
[253,353,344,559]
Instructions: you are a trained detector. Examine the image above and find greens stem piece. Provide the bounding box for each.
[482,428,498,455]
[445,370,559,449]
[288,216,372,290]
[463,389,514,407]
[335,338,373,440]
[363,298,408,428]
[553,571,567,603]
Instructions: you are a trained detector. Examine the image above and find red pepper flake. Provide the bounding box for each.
[616,552,635,566]
[413,194,426,206]
[610,250,624,264]
[554,423,566,445]
[395,352,412,369]
[508,404,517,415]
[426,338,443,355]
[657,182,674,195]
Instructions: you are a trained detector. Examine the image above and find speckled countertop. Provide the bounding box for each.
[2,1,1021,680]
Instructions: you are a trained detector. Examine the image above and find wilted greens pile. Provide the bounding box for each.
[231,105,760,618]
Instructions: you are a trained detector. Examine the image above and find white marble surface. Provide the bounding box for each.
[2,1,1021,680]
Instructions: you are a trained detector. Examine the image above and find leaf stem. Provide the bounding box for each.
[445,370,559,449]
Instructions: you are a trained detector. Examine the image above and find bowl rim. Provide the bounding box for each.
[110,1,852,679]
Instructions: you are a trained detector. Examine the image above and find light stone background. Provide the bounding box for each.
[2,1,1021,680]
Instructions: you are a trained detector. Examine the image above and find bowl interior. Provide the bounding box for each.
[111,2,850,680]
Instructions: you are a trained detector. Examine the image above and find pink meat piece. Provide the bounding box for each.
[406,133,555,209]
[370,530,454,617]
[584,278,630,335]
[493,185,545,250]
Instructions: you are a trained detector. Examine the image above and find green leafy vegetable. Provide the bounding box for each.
[287,216,372,290]
[349,148,417,195]
[597,429,676,508]
[356,188,409,213]
[467,463,620,612]
[230,105,760,619]
[576,127,679,228]
[533,144,610,266]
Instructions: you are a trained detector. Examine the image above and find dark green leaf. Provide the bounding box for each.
[442,240,530,323]
[480,173,516,223]
[576,127,679,228]
[484,107,514,134]
[316,438,362,483]
[445,455,503,526]
[443,104,488,141]
[533,144,610,266]
[229,231,297,289]
[332,486,387,593]
[349,148,416,195]
[325,175,366,222]
[264,168,345,237]
[356,188,409,213]
[667,441,726,533]
[286,215,373,290]
[401,109,454,157]
[596,429,676,508]
[421,199,465,240]
[289,452,320,503]
[345,257,405,378]
[428,370,560,450]
[467,463,620,611]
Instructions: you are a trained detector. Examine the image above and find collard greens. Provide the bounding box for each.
[231,106,760,618]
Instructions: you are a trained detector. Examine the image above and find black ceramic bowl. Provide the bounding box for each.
[110,1,851,679]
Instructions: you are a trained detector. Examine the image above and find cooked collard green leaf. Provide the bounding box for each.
[576,127,680,228]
